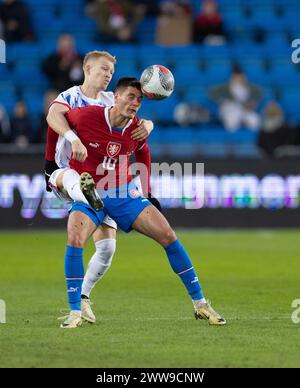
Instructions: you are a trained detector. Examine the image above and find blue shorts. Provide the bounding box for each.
[69,182,151,233]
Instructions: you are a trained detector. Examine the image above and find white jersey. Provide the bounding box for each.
[53,86,115,168]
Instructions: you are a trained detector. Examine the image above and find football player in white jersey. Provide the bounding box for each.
[44,50,155,324]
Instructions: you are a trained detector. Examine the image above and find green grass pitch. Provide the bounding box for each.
[0,229,299,368]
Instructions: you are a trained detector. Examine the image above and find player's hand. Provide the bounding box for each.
[44,159,59,192]
[72,139,88,162]
[131,119,154,141]
[147,193,162,212]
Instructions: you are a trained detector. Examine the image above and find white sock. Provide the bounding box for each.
[62,169,89,204]
[81,239,116,298]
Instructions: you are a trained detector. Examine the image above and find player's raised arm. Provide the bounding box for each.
[47,103,87,162]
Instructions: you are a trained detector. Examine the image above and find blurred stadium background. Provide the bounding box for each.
[1,0,300,369]
[1,0,300,228]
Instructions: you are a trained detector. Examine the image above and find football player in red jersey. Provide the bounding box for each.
[44,51,157,324]
[51,77,226,328]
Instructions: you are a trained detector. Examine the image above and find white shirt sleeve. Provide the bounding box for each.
[51,87,79,109]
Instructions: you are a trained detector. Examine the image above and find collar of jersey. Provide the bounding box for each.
[77,85,102,103]
[104,107,133,135]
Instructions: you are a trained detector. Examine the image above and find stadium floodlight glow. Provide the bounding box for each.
[0,39,6,64]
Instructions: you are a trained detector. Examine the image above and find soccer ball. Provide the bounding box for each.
[140,65,175,100]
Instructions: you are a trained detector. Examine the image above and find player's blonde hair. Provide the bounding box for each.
[83,50,117,68]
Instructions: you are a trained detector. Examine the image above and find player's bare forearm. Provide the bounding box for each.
[47,103,88,162]
[46,103,72,137]
[131,119,153,141]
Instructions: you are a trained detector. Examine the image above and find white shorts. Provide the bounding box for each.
[48,168,117,230]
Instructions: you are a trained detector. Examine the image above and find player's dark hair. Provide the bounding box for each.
[114,77,142,93]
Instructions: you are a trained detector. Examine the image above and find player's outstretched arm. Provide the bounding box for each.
[131,119,153,141]
[47,103,88,162]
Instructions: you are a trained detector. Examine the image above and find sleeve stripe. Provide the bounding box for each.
[49,101,71,110]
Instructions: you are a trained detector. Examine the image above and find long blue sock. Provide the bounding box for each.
[64,246,84,311]
[165,240,204,301]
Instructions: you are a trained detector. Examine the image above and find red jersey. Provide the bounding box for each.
[66,105,148,190]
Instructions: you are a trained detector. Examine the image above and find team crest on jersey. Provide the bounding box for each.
[107,142,122,157]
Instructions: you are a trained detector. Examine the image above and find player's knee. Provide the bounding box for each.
[67,231,86,248]
[159,228,177,247]
[56,171,65,190]
[49,168,64,189]
[101,224,117,240]
[95,238,116,264]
